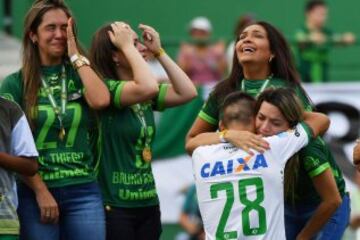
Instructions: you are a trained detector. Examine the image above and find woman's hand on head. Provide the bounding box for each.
[138,24,161,56]
[108,22,134,50]
[66,17,79,57]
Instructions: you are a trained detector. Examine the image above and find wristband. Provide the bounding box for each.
[154,48,165,58]
[70,53,90,70]
[219,130,228,143]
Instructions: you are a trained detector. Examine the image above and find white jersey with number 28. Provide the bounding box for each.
[192,123,311,240]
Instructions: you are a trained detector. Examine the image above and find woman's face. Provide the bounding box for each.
[113,30,148,67]
[255,101,290,137]
[235,24,273,66]
[307,5,328,28]
[30,9,68,62]
[131,30,148,58]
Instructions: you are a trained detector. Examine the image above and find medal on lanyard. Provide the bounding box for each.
[41,65,67,141]
[142,146,152,162]
[132,104,152,162]
[58,121,66,141]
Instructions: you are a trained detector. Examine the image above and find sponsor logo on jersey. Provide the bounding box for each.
[200,154,268,178]
[276,128,299,138]
[223,145,236,150]
[68,79,77,92]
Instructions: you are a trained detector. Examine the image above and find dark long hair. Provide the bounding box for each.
[213,21,308,103]
[89,24,119,80]
[22,0,72,127]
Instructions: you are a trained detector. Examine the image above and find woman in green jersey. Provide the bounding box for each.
[0,0,110,239]
[187,21,313,152]
[186,21,349,239]
[90,22,197,240]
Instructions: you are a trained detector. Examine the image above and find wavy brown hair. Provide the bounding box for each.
[22,0,72,127]
[89,24,119,80]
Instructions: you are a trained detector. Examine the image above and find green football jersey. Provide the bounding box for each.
[0,63,98,188]
[199,78,312,126]
[289,137,346,204]
[294,26,333,83]
[98,79,169,208]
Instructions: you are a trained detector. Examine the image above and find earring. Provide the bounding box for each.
[269,56,274,63]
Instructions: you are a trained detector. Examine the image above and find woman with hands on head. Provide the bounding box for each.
[0,0,110,239]
[90,21,197,240]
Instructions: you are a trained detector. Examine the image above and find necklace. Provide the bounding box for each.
[41,65,67,141]
[131,104,152,162]
[241,74,273,97]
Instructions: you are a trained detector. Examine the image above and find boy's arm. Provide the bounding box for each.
[0,153,37,176]
[3,113,39,175]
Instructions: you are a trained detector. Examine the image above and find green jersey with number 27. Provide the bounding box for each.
[0,64,98,188]
[192,123,312,240]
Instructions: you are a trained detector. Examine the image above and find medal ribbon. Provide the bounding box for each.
[241,74,273,97]
[41,65,67,139]
[131,104,152,150]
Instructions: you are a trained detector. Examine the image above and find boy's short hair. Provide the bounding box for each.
[220,91,256,127]
[306,0,326,12]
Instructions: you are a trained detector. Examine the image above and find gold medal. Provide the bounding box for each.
[142,147,152,162]
[59,127,66,141]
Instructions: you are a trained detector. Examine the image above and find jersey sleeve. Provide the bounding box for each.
[267,122,312,164]
[198,92,219,126]
[11,114,38,158]
[105,79,126,108]
[152,83,169,112]
[299,137,331,178]
[105,80,169,110]
[0,71,23,105]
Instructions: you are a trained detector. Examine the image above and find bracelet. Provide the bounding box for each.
[219,130,228,143]
[70,53,90,70]
[154,48,165,58]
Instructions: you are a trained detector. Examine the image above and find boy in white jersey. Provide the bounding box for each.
[0,97,38,239]
[187,89,329,240]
